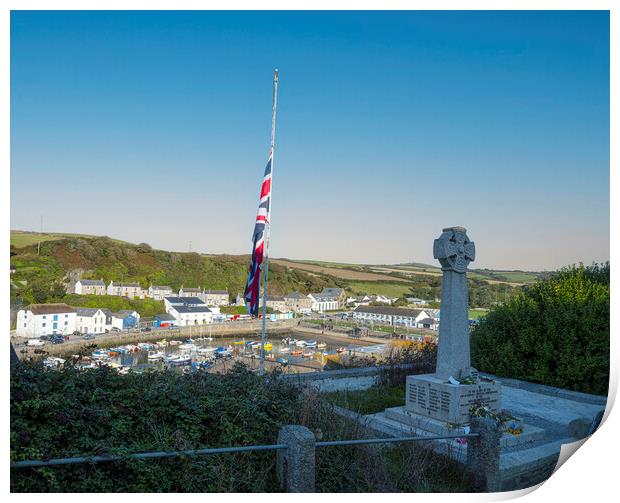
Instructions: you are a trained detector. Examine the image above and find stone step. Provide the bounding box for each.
[383,406,546,448]
[498,437,577,491]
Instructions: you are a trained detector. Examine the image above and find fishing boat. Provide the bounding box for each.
[43,357,66,368]
[197,347,216,355]
[169,340,182,345]
[157,340,169,347]
[167,355,192,366]
[317,342,327,349]
[290,350,302,356]
[125,344,140,352]
[264,343,273,351]
[232,340,245,345]
[336,347,346,353]
[179,343,197,351]
[281,337,298,345]
[295,340,307,347]
[191,361,211,370]
[305,340,318,348]
[138,343,156,350]
[91,350,109,360]
[147,351,165,361]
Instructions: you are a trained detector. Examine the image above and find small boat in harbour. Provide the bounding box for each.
[147,351,165,361]
[280,347,291,353]
[336,347,346,353]
[305,340,318,348]
[317,342,327,349]
[169,340,182,345]
[281,337,298,345]
[43,357,66,369]
[295,340,307,347]
[302,352,314,358]
[290,350,302,356]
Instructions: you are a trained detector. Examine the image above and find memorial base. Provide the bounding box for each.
[406,373,501,425]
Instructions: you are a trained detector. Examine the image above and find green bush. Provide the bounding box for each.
[471,263,609,395]
[11,363,302,492]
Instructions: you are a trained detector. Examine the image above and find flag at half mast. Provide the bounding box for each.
[243,150,273,317]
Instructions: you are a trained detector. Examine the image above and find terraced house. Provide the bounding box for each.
[200,289,229,306]
[16,303,77,338]
[352,305,432,328]
[107,281,146,299]
[74,279,106,295]
[284,291,313,313]
[148,284,174,300]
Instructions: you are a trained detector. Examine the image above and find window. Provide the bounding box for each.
[23,323,26,328]
[42,323,46,327]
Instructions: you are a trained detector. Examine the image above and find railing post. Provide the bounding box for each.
[467,417,502,492]
[277,425,315,492]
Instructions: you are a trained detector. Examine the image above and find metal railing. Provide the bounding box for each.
[10,432,479,470]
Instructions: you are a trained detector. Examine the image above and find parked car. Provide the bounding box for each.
[51,337,65,345]
[140,327,151,332]
[82,334,96,340]
[72,331,81,336]
[110,327,121,332]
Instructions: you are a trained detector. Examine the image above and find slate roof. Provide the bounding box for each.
[28,303,77,315]
[319,288,344,298]
[203,290,228,295]
[353,306,425,318]
[150,285,173,291]
[180,287,201,292]
[164,297,206,305]
[155,313,176,321]
[75,307,103,317]
[78,279,105,286]
[285,291,309,300]
[267,295,285,302]
[171,305,212,314]
[111,282,141,288]
[418,318,436,325]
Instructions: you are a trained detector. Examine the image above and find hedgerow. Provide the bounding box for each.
[471,263,609,395]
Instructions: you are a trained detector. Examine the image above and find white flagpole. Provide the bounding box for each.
[259,69,279,375]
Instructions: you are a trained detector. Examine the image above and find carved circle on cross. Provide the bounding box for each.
[433,227,476,273]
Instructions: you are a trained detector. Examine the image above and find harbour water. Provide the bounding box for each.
[78,334,363,372]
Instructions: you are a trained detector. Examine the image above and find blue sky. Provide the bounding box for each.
[10,11,609,270]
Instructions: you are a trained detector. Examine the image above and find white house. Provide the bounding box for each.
[16,304,77,338]
[308,293,339,312]
[107,281,146,299]
[74,279,106,296]
[352,306,431,328]
[164,296,207,313]
[76,308,108,334]
[200,289,229,306]
[168,304,213,326]
[148,285,174,300]
[406,297,429,306]
[178,287,202,298]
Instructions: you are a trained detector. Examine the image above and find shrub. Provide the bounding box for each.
[471,263,609,395]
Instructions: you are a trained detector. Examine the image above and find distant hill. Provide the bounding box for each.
[10,230,528,309]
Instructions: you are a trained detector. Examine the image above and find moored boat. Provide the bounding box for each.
[147,351,165,361]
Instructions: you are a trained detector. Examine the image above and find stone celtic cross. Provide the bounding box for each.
[433,227,476,379]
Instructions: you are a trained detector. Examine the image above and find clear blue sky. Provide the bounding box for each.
[10,11,609,270]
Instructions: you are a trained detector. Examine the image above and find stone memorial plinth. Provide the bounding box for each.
[406,374,501,424]
[405,227,501,425]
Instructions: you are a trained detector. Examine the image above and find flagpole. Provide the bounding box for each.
[259,69,279,375]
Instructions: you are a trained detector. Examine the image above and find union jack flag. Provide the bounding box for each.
[243,151,273,317]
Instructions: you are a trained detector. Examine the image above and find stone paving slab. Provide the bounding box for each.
[501,386,605,437]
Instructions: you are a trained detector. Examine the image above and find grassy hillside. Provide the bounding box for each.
[10,231,526,310]
[9,235,344,308]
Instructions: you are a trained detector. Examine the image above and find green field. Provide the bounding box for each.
[11,231,130,249]
[345,281,414,298]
